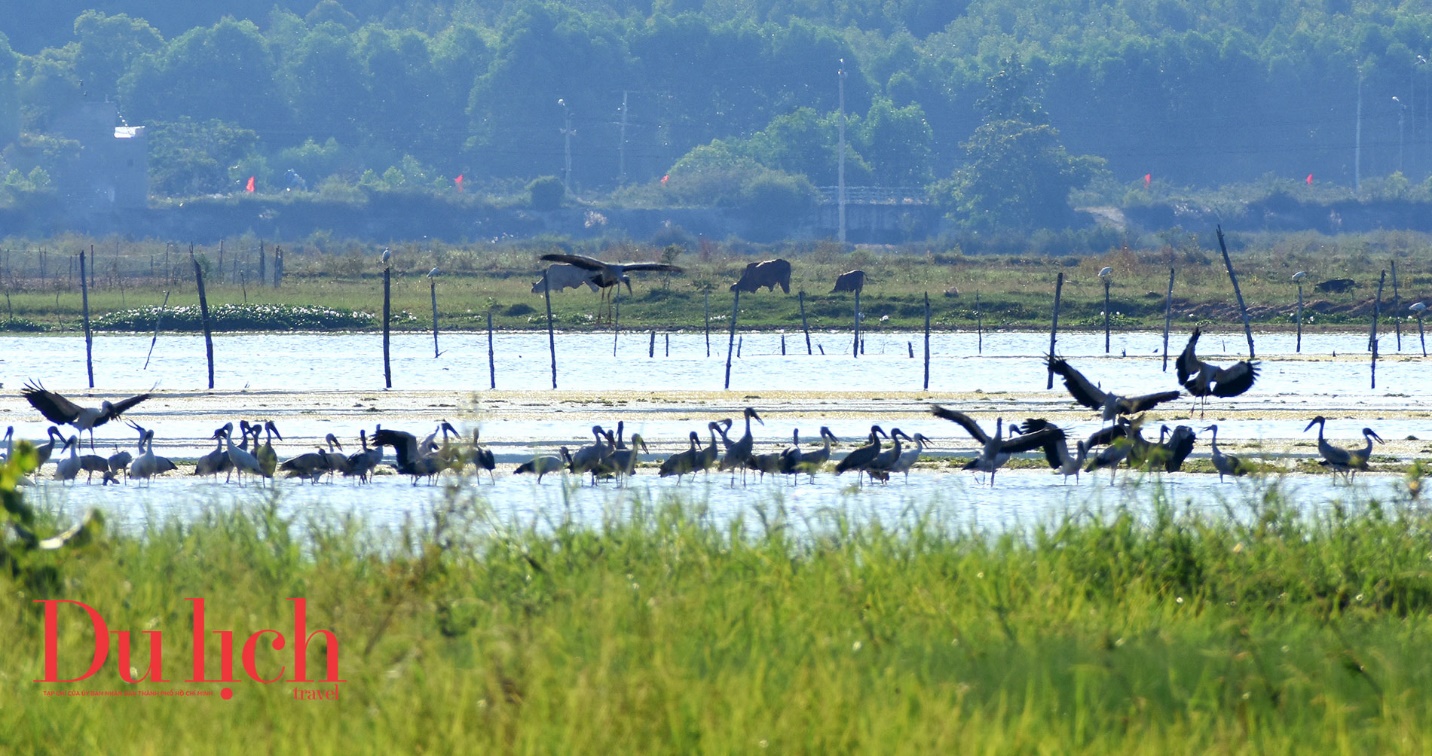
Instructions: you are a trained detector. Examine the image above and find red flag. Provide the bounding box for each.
[1306,173,1314,185]
[1143,173,1151,188]
[660,174,669,186]
[245,176,255,193]
[454,174,464,192]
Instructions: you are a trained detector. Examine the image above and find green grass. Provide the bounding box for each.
[0,229,1426,333]
[6,476,1432,752]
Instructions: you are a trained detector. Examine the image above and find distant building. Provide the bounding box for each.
[48,100,148,213]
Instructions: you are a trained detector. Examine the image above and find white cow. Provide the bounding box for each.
[532,263,601,294]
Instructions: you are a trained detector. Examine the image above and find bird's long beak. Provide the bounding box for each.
[267,421,282,440]
[1371,430,1385,444]
[1303,418,1321,432]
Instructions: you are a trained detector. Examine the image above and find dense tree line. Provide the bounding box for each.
[2,1,1432,231]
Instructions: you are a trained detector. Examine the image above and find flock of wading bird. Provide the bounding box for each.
[3,324,1387,489]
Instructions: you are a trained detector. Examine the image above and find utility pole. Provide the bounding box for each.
[617,90,629,187]
[558,98,574,194]
[837,59,847,246]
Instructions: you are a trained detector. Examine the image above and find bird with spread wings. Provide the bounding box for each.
[539,253,684,321]
[21,381,151,450]
[1175,327,1259,414]
[1046,356,1181,422]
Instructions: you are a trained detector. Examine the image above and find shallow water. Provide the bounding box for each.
[25,464,1408,537]
[2,328,1422,533]
[0,328,1418,397]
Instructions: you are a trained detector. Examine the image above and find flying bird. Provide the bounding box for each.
[538,253,683,294]
[1175,327,1259,412]
[21,382,151,450]
[1046,357,1181,422]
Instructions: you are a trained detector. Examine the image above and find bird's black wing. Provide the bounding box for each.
[101,393,152,422]
[21,382,83,424]
[1001,427,1062,455]
[617,263,684,273]
[1175,327,1202,385]
[1045,357,1107,411]
[1013,418,1054,435]
[929,405,989,443]
[1164,427,1197,472]
[1083,424,1127,448]
[1211,361,1259,398]
[539,253,605,272]
[1118,390,1182,414]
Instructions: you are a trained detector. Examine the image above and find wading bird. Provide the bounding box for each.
[1175,327,1259,414]
[888,432,932,481]
[54,436,81,484]
[1155,425,1197,473]
[344,429,383,483]
[834,426,888,484]
[516,447,573,482]
[1046,357,1181,422]
[930,407,1062,486]
[371,427,445,485]
[1203,424,1251,482]
[1305,416,1382,482]
[22,382,152,450]
[659,433,701,481]
[718,408,764,483]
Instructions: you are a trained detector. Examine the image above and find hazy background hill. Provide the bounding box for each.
[0,0,1429,240]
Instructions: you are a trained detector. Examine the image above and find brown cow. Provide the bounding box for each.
[730,259,792,294]
[831,270,866,294]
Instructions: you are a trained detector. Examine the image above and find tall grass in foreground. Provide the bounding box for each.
[4,483,1432,753]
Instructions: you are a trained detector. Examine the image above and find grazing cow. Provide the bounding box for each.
[730,259,792,294]
[831,269,866,294]
[1315,278,1356,293]
[532,263,600,294]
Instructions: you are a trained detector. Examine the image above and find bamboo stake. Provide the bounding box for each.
[724,289,740,389]
[852,287,861,358]
[1371,269,1385,389]
[382,263,391,389]
[1216,225,1255,358]
[191,245,214,390]
[975,293,983,354]
[487,312,496,390]
[1161,267,1175,371]
[429,275,440,358]
[143,291,171,370]
[1392,260,1402,351]
[80,251,93,389]
[1046,272,1064,390]
[799,290,812,355]
[923,293,931,391]
[544,270,557,389]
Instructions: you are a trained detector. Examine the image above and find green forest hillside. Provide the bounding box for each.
[1,1,1431,234]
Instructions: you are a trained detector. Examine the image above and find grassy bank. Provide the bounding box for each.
[1,231,1430,333]
[6,476,1432,752]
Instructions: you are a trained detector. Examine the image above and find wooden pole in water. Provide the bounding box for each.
[487,312,496,389]
[1370,269,1385,389]
[144,290,170,370]
[79,250,93,389]
[1103,278,1112,353]
[191,245,215,390]
[724,289,740,389]
[649,330,656,358]
[429,275,440,358]
[1392,260,1402,351]
[781,332,786,355]
[1161,267,1175,371]
[1216,225,1255,358]
[612,287,620,357]
[1416,309,1427,357]
[704,290,711,357]
[382,263,392,389]
[799,290,812,355]
[1296,278,1304,353]
[258,241,266,286]
[923,292,931,391]
[738,336,743,357]
[544,270,558,389]
[1047,272,1064,389]
[664,332,669,357]
[852,288,861,358]
[975,293,983,354]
